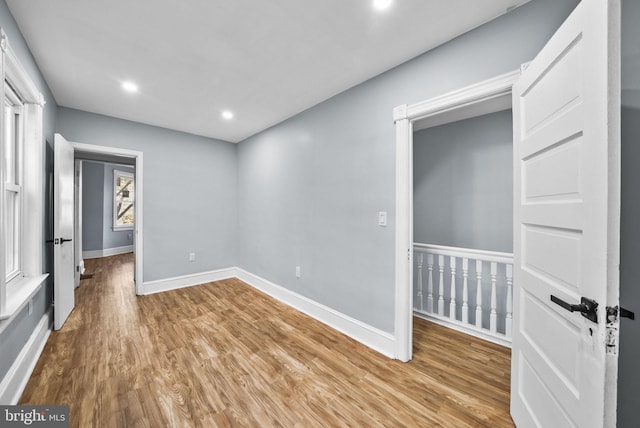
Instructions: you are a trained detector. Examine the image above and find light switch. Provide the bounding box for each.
[378,211,387,227]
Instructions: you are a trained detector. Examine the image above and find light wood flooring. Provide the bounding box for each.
[20,253,513,427]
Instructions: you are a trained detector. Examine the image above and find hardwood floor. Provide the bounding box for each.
[20,253,513,427]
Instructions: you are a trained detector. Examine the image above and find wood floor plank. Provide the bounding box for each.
[19,253,513,427]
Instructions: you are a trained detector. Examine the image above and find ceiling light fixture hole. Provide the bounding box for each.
[373,0,393,11]
[122,81,138,93]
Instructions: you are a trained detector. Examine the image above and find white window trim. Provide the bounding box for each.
[0,29,48,321]
[113,169,134,231]
[4,84,24,285]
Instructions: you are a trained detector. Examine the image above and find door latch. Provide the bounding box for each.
[606,305,635,321]
[550,295,599,323]
[605,305,635,355]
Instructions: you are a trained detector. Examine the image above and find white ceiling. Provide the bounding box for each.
[7,0,528,143]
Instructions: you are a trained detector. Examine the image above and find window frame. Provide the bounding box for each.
[112,169,135,231]
[4,83,24,284]
[0,29,48,321]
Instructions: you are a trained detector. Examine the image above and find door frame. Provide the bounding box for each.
[393,68,521,361]
[68,141,144,294]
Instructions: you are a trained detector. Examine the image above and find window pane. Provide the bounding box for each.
[4,190,19,279]
[116,202,134,226]
[117,177,134,202]
[4,102,15,183]
[114,171,135,228]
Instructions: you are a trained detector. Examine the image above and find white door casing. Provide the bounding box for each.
[393,70,520,362]
[54,133,76,330]
[74,159,83,288]
[70,141,144,294]
[510,0,621,427]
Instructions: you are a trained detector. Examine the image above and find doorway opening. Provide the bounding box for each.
[393,69,520,361]
[413,108,514,347]
[69,141,144,295]
[74,156,137,289]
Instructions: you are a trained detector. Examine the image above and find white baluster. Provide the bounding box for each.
[438,255,445,316]
[416,252,424,311]
[475,260,483,329]
[462,258,469,324]
[490,262,498,334]
[449,256,457,321]
[506,264,513,338]
[427,254,434,313]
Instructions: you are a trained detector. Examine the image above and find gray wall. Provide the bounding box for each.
[56,108,238,282]
[0,0,58,386]
[81,161,105,251]
[236,0,578,333]
[413,110,513,253]
[618,0,640,425]
[81,161,135,252]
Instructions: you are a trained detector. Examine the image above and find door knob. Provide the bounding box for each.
[550,295,599,323]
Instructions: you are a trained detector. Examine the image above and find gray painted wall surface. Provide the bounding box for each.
[0,0,58,386]
[413,110,513,253]
[82,161,105,251]
[81,162,135,252]
[56,108,238,281]
[618,0,639,425]
[236,0,578,333]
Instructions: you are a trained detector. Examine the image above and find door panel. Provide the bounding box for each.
[54,133,75,330]
[511,0,620,426]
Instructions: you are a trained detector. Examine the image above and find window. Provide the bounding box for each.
[113,170,134,229]
[4,84,23,283]
[0,29,47,320]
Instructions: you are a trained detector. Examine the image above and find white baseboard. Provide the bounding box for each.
[0,310,52,405]
[235,268,396,358]
[141,267,237,295]
[83,245,134,259]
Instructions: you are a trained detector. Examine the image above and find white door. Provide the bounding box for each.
[511,0,621,426]
[54,133,76,330]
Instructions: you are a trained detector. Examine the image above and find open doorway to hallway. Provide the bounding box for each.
[75,156,136,289]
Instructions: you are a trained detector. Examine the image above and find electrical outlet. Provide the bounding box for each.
[295,266,301,278]
[189,252,196,262]
[128,233,133,240]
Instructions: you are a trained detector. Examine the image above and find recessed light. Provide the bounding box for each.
[221,110,234,120]
[373,0,392,11]
[122,81,138,93]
